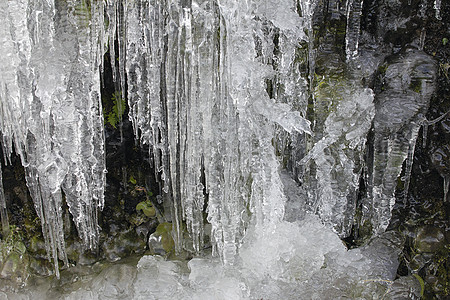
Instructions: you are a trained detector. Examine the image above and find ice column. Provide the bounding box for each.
[345,0,364,60]
[301,86,375,237]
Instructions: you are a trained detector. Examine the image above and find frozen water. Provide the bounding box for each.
[0,0,436,297]
[434,0,442,20]
[3,214,407,299]
[345,0,364,60]
[300,84,375,237]
[0,0,107,276]
[120,0,313,262]
[364,49,436,234]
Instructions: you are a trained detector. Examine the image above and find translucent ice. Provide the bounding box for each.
[345,0,364,59]
[120,0,312,262]
[300,84,375,237]
[364,49,436,234]
[5,215,407,299]
[0,0,107,276]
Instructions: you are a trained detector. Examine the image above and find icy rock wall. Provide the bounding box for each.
[0,0,440,277]
[281,0,438,238]
[276,0,377,237]
[0,0,107,276]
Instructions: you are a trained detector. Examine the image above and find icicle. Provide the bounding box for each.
[444,175,449,202]
[0,165,10,238]
[419,29,426,51]
[345,0,364,60]
[402,124,421,204]
[305,87,375,236]
[422,122,428,147]
[434,0,442,20]
[122,0,312,262]
[364,49,436,235]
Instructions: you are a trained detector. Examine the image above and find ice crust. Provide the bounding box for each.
[3,215,406,299]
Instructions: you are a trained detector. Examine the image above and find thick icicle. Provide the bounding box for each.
[345,0,364,60]
[434,0,442,20]
[364,49,436,234]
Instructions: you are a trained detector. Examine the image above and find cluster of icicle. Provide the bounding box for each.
[120,0,313,263]
[0,0,439,277]
[0,0,314,271]
[0,0,107,277]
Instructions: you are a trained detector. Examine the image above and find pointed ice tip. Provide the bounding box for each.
[303,126,313,136]
[293,118,313,136]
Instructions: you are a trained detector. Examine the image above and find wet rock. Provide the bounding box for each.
[65,239,98,266]
[148,222,174,257]
[28,257,53,277]
[0,251,29,287]
[430,145,450,178]
[409,252,433,273]
[102,228,147,262]
[384,275,422,299]
[415,226,446,253]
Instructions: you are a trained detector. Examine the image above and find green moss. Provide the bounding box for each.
[410,80,422,93]
[0,225,29,277]
[129,175,137,185]
[136,200,156,218]
[377,64,388,75]
[413,273,425,297]
[154,222,175,254]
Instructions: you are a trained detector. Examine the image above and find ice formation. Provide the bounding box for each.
[345,0,364,60]
[0,0,107,276]
[121,0,312,262]
[434,0,442,20]
[363,49,436,234]
[3,216,414,299]
[0,0,438,296]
